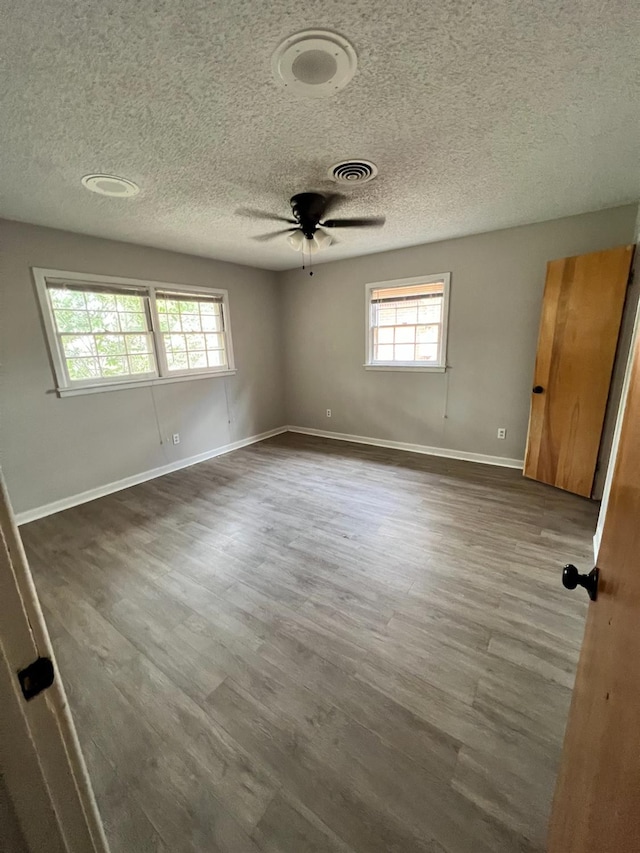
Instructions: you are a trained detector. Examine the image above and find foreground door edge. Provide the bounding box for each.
[0,469,110,853]
[547,290,640,851]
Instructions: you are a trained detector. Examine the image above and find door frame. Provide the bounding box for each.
[0,470,109,853]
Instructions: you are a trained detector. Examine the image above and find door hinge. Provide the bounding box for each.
[18,656,55,701]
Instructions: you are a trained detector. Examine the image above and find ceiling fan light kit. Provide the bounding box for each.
[272,30,357,98]
[288,229,333,253]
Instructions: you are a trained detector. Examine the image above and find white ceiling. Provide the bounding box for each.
[1,0,638,271]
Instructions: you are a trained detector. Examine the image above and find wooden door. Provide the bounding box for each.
[547,306,640,851]
[524,245,633,497]
[0,470,109,853]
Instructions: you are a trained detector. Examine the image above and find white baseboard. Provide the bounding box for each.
[286,425,524,469]
[16,424,523,526]
[15,427,287,526]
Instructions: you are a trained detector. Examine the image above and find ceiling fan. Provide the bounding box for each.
[237,192,385,254]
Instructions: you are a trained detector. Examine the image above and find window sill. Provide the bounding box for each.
[55,370,237,397]
[363,363,447,373]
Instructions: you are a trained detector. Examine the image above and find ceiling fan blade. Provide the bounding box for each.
[321,217,386,228]
[252,227,299,242]
[237,207,297,224]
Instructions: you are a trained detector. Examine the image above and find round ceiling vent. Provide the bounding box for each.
[329,160,378,184]
[81,174,140,198]
[272,30,357,99]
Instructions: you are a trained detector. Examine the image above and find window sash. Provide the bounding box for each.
[36,271,234,391]
[47,285,158,387]
[155,292,229,376]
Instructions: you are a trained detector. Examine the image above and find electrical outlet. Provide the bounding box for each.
[497,428,507,440]
[326,409,332,418]
[172,433,180,445]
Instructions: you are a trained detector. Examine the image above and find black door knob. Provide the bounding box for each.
[532,385,544,394]
[562,564,599,601]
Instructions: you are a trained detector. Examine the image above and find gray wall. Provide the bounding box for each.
[0,220,284,516]
[281,205,638,462]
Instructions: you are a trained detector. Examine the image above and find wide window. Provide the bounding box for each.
[365,273,450,370]
[34,269,235,396]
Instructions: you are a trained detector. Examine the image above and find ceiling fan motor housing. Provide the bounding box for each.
[291,192,327,237]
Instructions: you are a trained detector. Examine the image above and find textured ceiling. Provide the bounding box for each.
[1,0,638,270]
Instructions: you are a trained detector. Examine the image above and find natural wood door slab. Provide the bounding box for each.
[524,245,633,497]
[548,316,640,852]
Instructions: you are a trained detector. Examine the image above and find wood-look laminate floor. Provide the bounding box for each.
[21,433,598,853]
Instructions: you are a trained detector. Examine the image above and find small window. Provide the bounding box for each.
[33,269,235,396]
[365,274,450,370]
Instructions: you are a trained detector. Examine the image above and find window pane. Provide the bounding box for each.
[54,310,91,333]
[66,358,99,380]
[201,314,222,332]
[417,324,439,343]
[61,335,97,357]
[394,326,415,344]
[85,292,117,311]
[166,351,188,371]
[99,356,128,376]
[376,307,397,326]
[159,313,181,333]
[185,333,205,351]
[116,294,144,312]
[181,313,201,332]
[95,335,126,356]
[394,344,415,361]
[119,312,147,332]
[205,333,224,349]
[165,334,187,352]
[49,289,86,310]
[207,350,225,367]
[188,351,208,370]
[129,354,154,374]
[416,343,439,362]
[376,327,394,345]
[375,344,394,360]
[126,334,152,354]
[89,311,120,333]
[418,301,442,323]
[396,305,417,325]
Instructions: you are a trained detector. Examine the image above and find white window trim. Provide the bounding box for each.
[32,268,237,397]
[364,272,451,372]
